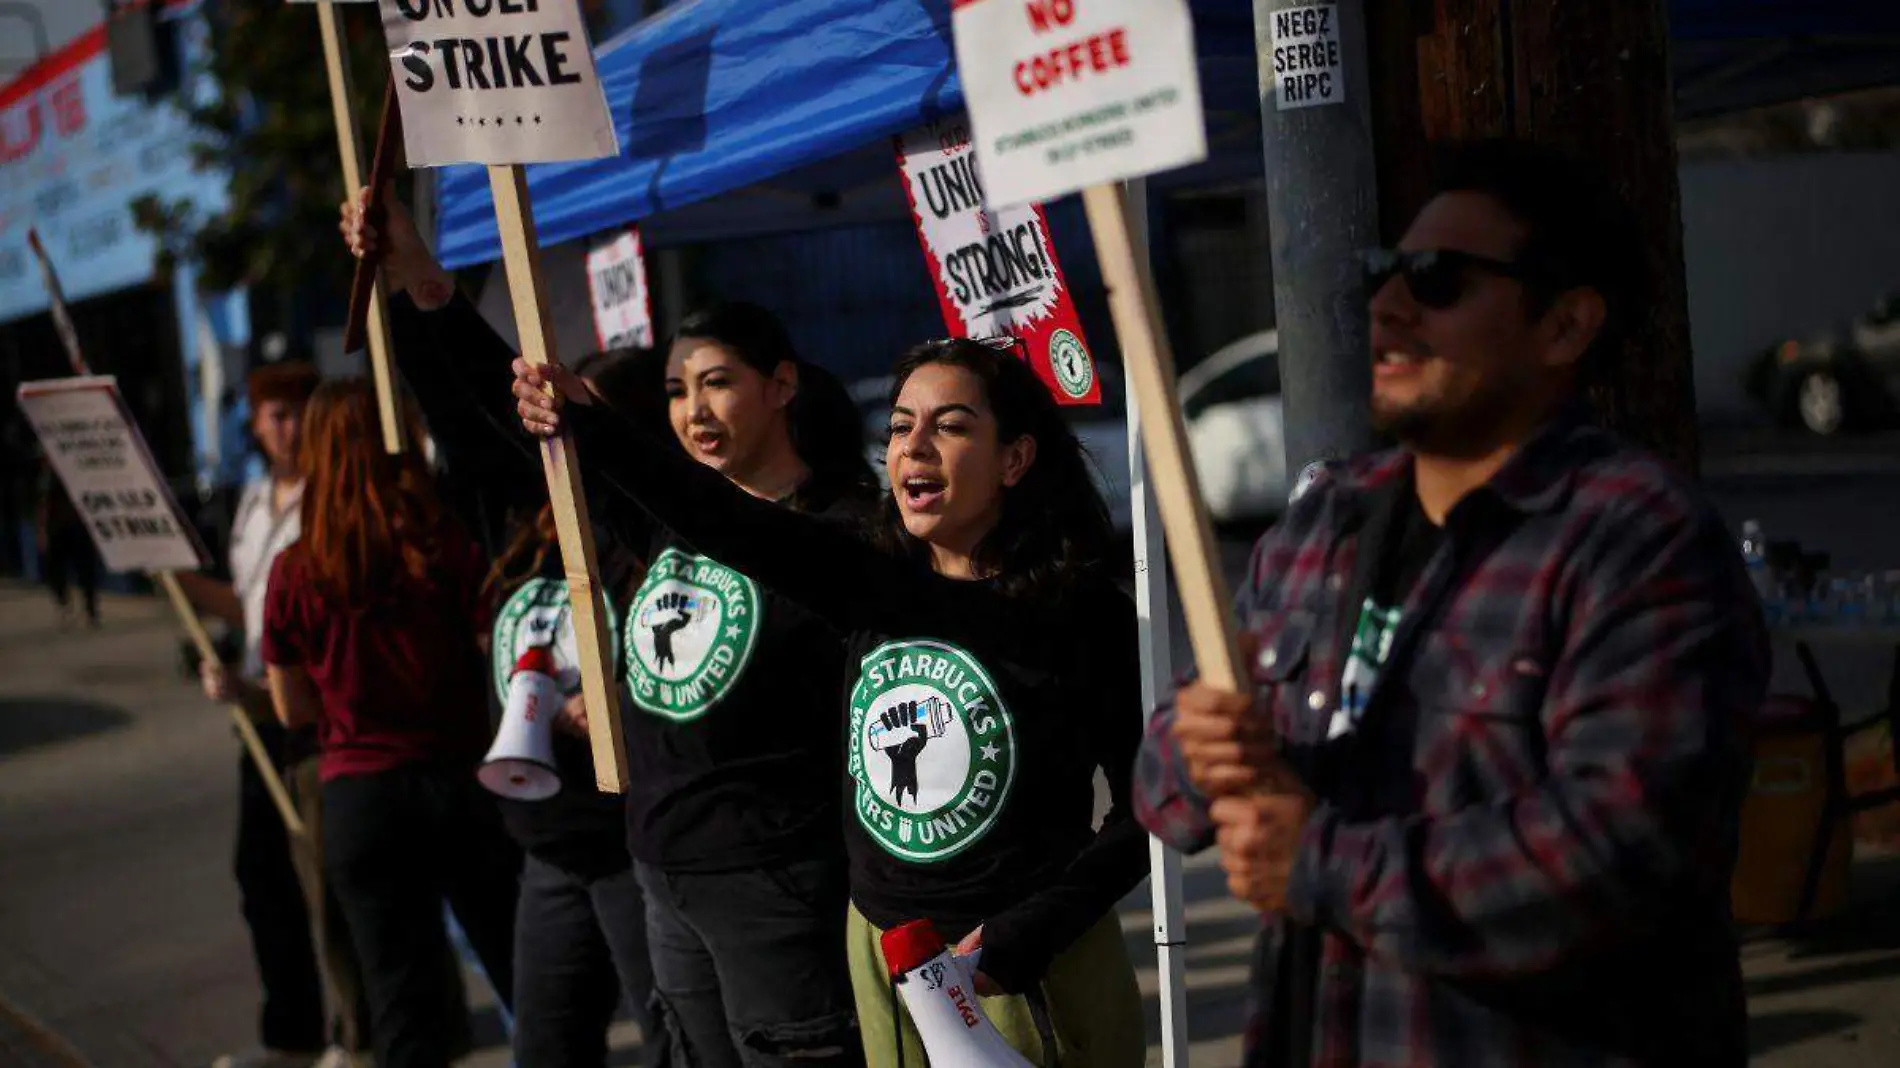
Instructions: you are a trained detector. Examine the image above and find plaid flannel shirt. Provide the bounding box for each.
[1136,412,1768,1068]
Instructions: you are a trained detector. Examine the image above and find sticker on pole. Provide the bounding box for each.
[895,119,1099,406]
[585,228,655,351]
[378,0,619,167]
[951,0,1206,209]
[1269,5,1346,110]
[17,377,210,574]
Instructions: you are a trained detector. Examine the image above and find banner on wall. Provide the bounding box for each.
[895,118,1100,406]
[0,11,230,324]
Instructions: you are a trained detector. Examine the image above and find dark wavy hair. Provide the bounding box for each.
[675,301,876,500]
[1428,138,1643,378]
[875,339,1112,597]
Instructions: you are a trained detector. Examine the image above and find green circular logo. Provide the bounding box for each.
[1048,329,1094,399]
[623,547,762,722]
[848,640,1017,863]
[491,577,619,701]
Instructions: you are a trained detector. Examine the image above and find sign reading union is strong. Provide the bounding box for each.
[849,639,1019,864]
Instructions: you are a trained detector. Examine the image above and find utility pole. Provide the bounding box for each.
[1366,1,1698,473]
[1253,0,1381,481]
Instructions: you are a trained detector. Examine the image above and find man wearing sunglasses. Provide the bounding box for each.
[1135,139,1766,1067]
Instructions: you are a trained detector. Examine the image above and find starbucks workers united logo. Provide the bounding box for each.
[849,639,1017,863]
[491,577,619,700]
[624,547,762,722]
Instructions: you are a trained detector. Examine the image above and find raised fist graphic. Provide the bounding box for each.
[878,700,931,807]
[649,592,695,672]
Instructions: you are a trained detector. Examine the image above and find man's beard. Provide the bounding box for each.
[1370,373,1524,459]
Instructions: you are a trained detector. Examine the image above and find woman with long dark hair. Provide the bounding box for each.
[343,186,873,1068]
[514,338,1149,1066]
[262,380,520,1068]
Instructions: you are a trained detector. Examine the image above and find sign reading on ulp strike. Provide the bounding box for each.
[895,119,1099,405]
[379,0,619,167]
[952,0,1206,208]
[18,377,209,574]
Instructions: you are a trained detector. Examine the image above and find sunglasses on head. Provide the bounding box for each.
[933,334,1030,360]
[1358,248,1542,310]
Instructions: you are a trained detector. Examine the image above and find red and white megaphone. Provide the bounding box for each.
[882,920,1035,1068]
[478,646,562,801]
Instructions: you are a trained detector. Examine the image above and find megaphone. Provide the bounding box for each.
[478,646,562,801]
[881,920,1035,1068]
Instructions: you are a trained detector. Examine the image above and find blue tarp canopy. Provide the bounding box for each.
[434,0,1900,269]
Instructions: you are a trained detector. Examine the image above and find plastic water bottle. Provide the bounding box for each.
[1740,520,1781,625]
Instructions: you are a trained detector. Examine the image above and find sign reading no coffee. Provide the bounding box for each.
[379,0,619,166]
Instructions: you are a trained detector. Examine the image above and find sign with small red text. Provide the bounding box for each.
[584,228,654,351]
[895,119,1098,405]
[18,376,209,573]
[378,0,619,167]
[951,0,1205,208]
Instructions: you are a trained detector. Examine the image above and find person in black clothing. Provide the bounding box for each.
[513,339,1150,1067]
[344,190,663,1068]
[346,189,871,1068]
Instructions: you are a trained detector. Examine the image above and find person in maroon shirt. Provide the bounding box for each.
[263,379,520,1068]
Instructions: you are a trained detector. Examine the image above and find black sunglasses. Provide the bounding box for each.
[1358,248,1542,310]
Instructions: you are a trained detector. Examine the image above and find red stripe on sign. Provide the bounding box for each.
[949,0,992,9]
[0,0,192,111]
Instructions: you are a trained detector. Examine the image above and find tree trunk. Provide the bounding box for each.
[1366,0,1699,473]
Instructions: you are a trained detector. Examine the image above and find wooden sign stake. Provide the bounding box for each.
[25,231,307,840]
[161,573,308,840]
[316,0,406,455]
[1081,184,1248,691]
[488,164,632,793]
[344,87,403,356]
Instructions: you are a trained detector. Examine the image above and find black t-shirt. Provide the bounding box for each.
[1270,472,1445,1068]
[563,399,1149,995]
[619,483,869,872]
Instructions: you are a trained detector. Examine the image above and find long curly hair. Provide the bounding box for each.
[874,339,1112,597]
[294,378,448,606]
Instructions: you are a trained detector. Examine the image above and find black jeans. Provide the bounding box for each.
[514,854,662,1067]
[236,721,325,1052]
[635,858,859,1068]
[322,765,522,1068]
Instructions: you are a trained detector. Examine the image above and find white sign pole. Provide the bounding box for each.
[314,0,408,454]
[22,232,305,841]
[1124,177,1190,1068]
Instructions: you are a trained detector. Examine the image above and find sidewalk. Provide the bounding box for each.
[0,585,571,1067]
[3,583,1899,1065]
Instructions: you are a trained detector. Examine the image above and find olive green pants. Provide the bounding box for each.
[846,904,1145,1068]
